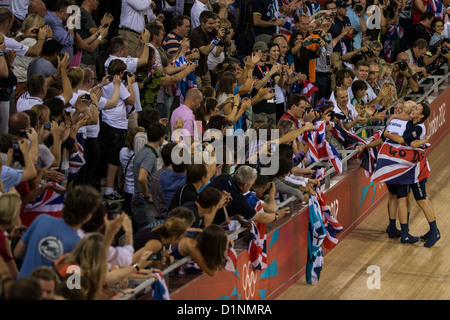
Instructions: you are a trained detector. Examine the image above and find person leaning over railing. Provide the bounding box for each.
[170,224,231,276]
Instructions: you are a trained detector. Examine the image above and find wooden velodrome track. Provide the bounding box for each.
[277,132,450,300]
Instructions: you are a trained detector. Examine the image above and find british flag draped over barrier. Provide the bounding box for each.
[313,168,343,250]
[247,219,268,271]
[306,169,343,284]
[151,270,171,300]
[306,194,326,285]
[301,121,343,174]
[244,193,268,271]
[224,245,238,272]
[370,140,430,184]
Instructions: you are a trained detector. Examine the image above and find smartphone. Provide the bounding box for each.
[44,122,51,130]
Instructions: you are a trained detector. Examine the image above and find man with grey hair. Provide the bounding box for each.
[209,165,291,225]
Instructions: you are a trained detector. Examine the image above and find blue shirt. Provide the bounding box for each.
[18,215,80,278]
[0,165,23,192]
[45,11,74,60]
[160,169,186,206]
[346,8,367,50]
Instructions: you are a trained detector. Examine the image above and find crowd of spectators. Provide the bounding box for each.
[0,0,449,300]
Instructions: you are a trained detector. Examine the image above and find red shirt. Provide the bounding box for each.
[279,111,300,128]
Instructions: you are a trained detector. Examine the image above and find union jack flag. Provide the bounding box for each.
[302,121,343,174]
[224,245,238,272]
[68,134,86,183]
[20,181,65,227]
[247,219,268,271]
[306,195,326,285]
[243,192,268,270]
[371,141,430,185]
[330,122,368,148]
[330,123,383,176]
[151,270,171,300]
[172,56,197,104]
[312,169,343,250]
[383,25,404,63]
[427,0,442,14]
[360,130,384,177]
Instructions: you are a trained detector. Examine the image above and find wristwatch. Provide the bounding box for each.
[274,212,279,221]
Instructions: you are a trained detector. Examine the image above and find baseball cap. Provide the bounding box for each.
[252,41,269,52]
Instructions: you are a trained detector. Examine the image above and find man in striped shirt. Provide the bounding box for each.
[162,15,191,56]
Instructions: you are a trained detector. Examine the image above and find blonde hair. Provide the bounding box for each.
[31,104,50,130]
[219,18,231,28]
[67,67,85,88]
[56,233,108,300]
[0,192,22,226]
[20,14,45,33]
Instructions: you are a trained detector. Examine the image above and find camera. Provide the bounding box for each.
[192,59,199,66]
[222,27,230,35]
[123,71,134,82]
[311,37,321,44]
[328,111,346,121]
[313,29,322,36]
[442,45,449,55]
[365,50,374,58]
[352,0,364,11]
[396,60,408,71]
[105,202,121,220]
[83,94,91,101]
[19,129,31,138]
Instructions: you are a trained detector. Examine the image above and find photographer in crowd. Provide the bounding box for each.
[393,52,420,97]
